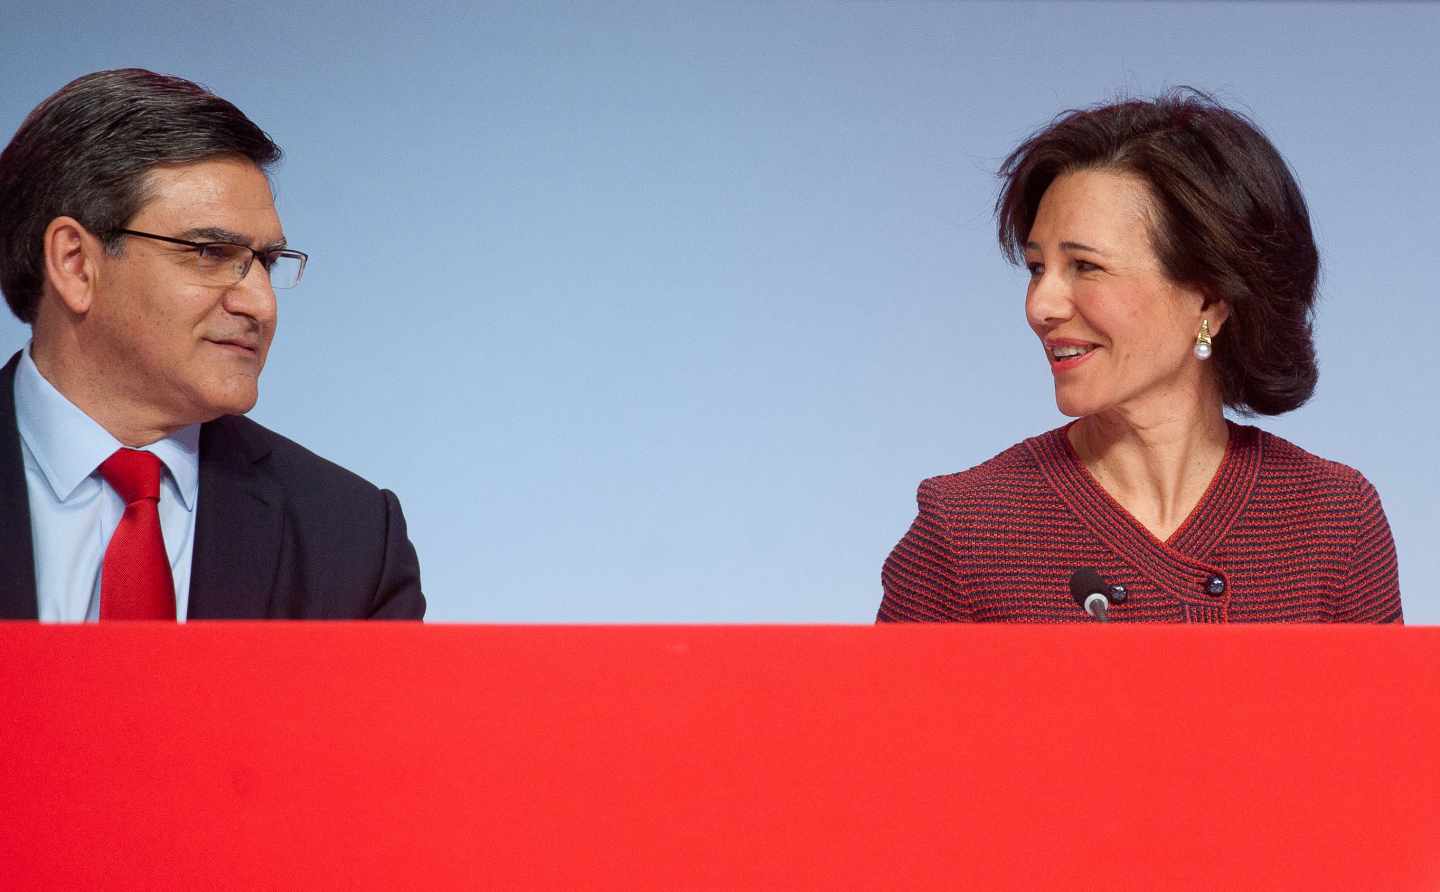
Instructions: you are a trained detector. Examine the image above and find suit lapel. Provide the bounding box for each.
[188,416,284,619]
[0,353,39,619]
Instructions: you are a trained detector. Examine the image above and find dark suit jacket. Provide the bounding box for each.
[0,353,424,619]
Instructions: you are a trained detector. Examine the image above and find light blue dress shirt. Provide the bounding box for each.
[14,343,199,622]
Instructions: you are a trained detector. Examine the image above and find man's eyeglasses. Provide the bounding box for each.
[111,228,308,289]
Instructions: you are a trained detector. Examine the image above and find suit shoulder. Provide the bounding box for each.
[208,414,387,500]
[200,416,424,619]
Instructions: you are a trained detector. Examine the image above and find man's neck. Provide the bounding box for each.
[29,334,177,448]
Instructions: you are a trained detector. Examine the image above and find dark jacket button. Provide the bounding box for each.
[1206,575,1226,596]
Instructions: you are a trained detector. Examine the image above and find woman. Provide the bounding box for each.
[877,90,1402,623]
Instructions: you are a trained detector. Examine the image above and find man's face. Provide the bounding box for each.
[88,157,282,429]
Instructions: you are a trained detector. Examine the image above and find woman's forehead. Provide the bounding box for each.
[1031,169,1156,247]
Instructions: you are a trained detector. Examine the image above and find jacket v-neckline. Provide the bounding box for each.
[0,352,284,620]
[1026,421,1264,617]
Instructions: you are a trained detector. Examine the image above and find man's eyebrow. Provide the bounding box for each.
[1024,239,1107,255]
[177,226,287,250]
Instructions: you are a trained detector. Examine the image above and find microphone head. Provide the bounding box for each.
[1069,567,1108,609]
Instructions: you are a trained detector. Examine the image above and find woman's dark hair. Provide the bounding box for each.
[0,68,282,323]
[996,88,1319,416]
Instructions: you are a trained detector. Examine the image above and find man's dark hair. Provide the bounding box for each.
[996,88,1319,416]
[0,68,282,323]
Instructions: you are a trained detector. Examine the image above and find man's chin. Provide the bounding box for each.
[223,394,260,418]
[197,383,260,421]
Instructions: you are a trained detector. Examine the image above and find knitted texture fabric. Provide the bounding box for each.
[877,423,1402,623]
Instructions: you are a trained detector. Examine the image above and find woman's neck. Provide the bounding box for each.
[1068,398,1231,542]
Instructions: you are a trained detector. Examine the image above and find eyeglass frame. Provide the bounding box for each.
[109,227,309,288]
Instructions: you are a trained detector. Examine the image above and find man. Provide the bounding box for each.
[0,69,424,619]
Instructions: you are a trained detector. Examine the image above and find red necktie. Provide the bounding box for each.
[98,449,176,621]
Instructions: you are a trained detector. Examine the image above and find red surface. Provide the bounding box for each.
[1,624,1437,890]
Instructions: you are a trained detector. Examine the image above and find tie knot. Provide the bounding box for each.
[99,449,164,504]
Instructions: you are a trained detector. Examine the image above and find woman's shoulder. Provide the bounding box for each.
[915,428,1059,502]
[1247,424,1376,492]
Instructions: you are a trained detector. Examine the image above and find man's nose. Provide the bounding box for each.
[225,260,277,323]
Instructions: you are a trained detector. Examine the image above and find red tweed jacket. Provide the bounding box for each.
[877,423,1403,623]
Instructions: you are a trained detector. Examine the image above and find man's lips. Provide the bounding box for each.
[205,337,260,354]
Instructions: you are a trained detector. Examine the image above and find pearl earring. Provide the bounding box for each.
[1193,319,1213,360]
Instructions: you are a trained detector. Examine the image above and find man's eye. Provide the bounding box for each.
[195,244,241,265]
[1075,260,1100,273]
[1026,262,1044,277]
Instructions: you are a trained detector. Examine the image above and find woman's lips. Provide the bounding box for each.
[1045,340,1099,374]
[1049,349,1096,373]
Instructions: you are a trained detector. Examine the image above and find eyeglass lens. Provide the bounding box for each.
[198,243,305,289]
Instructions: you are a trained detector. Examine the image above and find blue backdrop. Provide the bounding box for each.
[3,2,1435,622]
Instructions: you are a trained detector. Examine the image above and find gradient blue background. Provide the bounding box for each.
[3,2,1435,622]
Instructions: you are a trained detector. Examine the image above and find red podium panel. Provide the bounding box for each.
[1,624,1437,890]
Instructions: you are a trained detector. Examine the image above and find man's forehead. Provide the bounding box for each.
[133,157,283,242]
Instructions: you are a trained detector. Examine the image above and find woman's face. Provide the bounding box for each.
[1022,167,1224,420]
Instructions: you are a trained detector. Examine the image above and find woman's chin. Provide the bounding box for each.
[1053,390,1100,419]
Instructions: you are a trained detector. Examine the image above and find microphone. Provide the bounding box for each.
[1070,568,1125,622]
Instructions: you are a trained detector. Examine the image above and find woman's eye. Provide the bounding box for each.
[1026,262,1043,277]
[1075,260,1100,273]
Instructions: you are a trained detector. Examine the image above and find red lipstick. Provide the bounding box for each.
[1043,338,1099,374]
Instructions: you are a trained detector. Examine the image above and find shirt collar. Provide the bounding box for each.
[13,343,200,510]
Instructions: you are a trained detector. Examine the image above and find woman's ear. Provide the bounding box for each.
[1204,296,1232,337]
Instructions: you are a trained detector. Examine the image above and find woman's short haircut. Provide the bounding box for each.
[996,88,1319,416]
[0,68,282,324]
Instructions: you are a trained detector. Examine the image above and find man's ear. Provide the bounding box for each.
[42,216,103,316]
